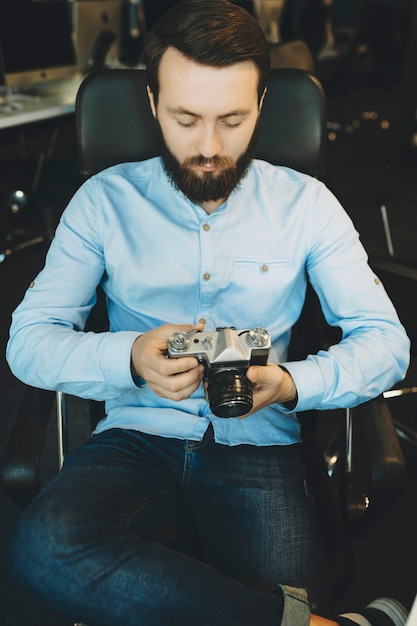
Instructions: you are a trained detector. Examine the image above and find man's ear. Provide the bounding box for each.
[147,85,157,118]
[258,87,267,115]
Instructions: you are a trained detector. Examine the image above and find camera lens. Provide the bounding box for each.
[207,368,253,418]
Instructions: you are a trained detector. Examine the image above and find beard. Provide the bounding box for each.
[159,125,258,205]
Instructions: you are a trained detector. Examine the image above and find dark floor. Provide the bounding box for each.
[1,79,417,624]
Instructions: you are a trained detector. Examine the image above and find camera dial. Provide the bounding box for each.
[168,330,193,351]
[247,327,270,348]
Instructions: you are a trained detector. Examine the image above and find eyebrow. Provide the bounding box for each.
[167,106,251,119]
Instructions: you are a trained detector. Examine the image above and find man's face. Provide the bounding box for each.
[148,47,264,213]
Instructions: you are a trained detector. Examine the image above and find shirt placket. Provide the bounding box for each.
[197,219,215,327]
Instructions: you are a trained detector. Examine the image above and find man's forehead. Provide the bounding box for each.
[158,47,259,93]
[156,48,259,116]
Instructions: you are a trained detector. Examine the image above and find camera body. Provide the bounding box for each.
[167,327,271,418]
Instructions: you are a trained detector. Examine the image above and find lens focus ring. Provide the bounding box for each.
[207,369,253,418]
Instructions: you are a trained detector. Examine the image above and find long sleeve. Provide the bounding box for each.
[6,175,140,400]
[280,180,410,411]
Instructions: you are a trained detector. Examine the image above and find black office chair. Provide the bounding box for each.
[367,190,417,448]
[2,68,406,605]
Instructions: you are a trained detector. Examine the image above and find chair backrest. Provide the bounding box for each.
[270,40,315,74]
[76,67,326,180]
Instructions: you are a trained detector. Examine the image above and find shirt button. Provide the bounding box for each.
[203,223,210,231]
[374,277,381,285]
[261,264,269,273]
[199,318,206,325]
[203,273,211,281]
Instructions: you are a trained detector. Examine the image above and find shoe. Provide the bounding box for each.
[338,597,408,626]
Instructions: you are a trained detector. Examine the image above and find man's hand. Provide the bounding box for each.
[131,323,205,401]
[242,363,297,417]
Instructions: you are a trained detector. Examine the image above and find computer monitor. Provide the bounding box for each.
[73,1,122,73]
[0,0,78,91]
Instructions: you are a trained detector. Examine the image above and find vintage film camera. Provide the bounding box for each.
[167,327,271,418]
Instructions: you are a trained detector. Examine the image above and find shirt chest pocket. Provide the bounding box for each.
[231,258,290,286]
[227,257,294,307]
[220,258,303,328]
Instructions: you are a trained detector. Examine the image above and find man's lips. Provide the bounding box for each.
[196,163,218,173]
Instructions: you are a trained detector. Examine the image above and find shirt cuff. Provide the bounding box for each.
[279,357,326,412]
[277,365,298,410]
[100,331,143,391]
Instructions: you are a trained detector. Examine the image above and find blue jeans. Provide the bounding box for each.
[7,424,326,625]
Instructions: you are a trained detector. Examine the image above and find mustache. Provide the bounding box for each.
[184,155,235,169]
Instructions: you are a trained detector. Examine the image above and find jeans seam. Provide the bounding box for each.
[125,483,178,530]
[181,443,193,489]
[181,423,214,488]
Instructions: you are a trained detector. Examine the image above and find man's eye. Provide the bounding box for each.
[177,120,197,128]
[222,121,241,128]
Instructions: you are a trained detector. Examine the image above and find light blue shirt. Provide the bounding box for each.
[7,158,410,446]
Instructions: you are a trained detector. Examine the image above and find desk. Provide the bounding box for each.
[0,65,145,131]
[0,76,84,131]
[0,96,75,131]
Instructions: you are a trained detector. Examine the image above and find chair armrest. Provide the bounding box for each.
[372,257,417,282]
[348,395,407,535]
[357,395,407,494]
[1,386,55,509]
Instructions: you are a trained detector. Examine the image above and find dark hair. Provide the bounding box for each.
[144,0,270,105]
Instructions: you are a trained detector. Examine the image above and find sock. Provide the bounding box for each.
[338,616,372,626]
[337,598,408,626]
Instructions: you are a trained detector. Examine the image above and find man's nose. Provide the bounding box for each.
[196,124,222,158]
